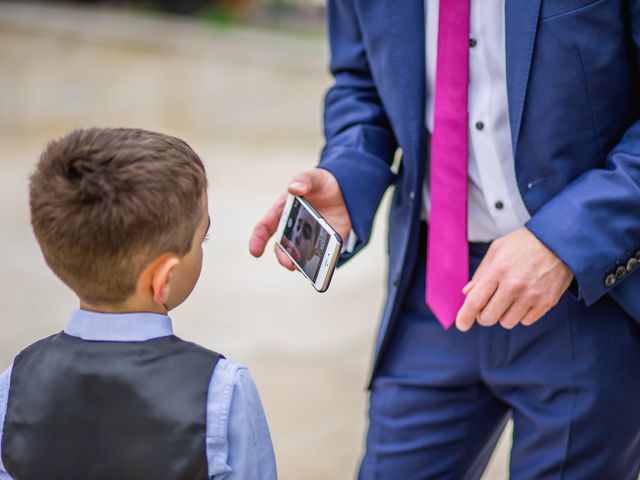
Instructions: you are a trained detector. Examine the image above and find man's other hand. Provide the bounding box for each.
[249,168,352,270]
[456,228,574,331]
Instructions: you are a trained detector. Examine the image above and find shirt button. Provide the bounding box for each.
[409,191,415,201]
[475,121,484,131]
[494,201,504,210]
[469,38,477,48]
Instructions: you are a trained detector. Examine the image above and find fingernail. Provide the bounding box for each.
[289,182,305,191]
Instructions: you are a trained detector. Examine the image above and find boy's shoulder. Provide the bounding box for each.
[172,335,225,361]
[210,358,250,387]
[205,357,262,431]
[174,337,252,394]
[11,333,61,361]
[207,357,254,406]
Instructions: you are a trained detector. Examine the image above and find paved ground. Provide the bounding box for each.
[0,2,510,478]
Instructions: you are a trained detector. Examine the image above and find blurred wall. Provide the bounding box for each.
[0,2,384,478]
[0,2,510,478]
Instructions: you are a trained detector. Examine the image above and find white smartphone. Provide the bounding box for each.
[275,194,343,292]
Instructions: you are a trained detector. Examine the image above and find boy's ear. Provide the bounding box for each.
[149,254,181,306]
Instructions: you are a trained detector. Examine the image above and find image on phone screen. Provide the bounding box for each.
[281,197,330,283]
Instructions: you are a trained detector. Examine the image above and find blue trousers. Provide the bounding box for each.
[360,240,640,479]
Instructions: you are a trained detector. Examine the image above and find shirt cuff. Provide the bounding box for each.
[341,230,358,254]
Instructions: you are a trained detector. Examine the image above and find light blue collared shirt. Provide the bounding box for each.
[0,310,277,480]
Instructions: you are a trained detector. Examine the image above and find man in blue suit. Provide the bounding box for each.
[251,0,640,477]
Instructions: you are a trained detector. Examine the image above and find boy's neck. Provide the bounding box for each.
[79,299,168,315]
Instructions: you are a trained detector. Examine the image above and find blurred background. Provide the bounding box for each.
[0,1,509,478]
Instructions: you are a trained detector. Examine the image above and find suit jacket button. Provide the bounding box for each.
[627,258,638,272]
[615,265,627,279]
[605,273,617,287]
[635,251,640,261]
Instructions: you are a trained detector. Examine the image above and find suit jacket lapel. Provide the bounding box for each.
[380,0,426,162]
[505,0,543,155]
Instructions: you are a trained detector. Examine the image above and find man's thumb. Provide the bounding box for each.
[288,169,325,195]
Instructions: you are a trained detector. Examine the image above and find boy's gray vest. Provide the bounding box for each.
[1,332,220,480]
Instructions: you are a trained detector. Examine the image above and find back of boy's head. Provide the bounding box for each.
[29,128,207,306]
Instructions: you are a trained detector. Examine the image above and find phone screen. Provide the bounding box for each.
[281,197,331,283]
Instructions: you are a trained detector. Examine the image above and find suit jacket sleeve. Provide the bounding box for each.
[318,0,397,263]
[525,0,640,306]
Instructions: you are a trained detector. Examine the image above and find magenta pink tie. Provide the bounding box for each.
[426,0,471,329]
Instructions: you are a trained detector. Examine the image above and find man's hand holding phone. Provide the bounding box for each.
[249,168,352,271]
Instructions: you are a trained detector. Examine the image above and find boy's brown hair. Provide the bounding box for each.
[29,128,207,306]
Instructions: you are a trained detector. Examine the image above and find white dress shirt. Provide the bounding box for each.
[424,0,531,242]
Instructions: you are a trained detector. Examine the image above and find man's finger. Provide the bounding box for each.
[499,300,531,329]
[476,282,515,327]
[288,169,327,196]
[274,243,296,271]
[456,277,498,331]
[463,246,496,294]
[249,194,286,257]
[520,306,545,327]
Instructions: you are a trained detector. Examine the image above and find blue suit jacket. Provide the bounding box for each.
[318,0,640,377]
